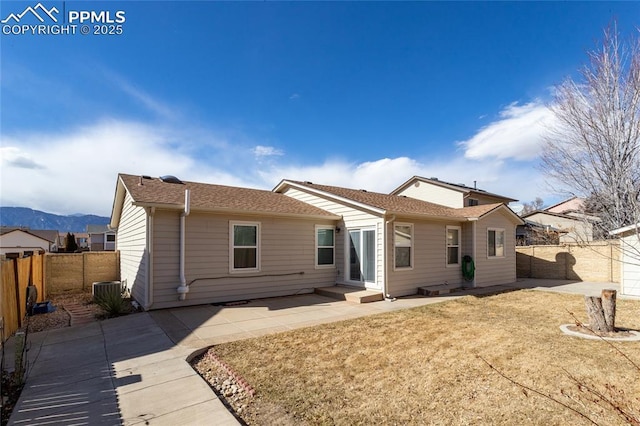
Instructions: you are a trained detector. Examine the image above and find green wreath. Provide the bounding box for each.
[462,255,475,282]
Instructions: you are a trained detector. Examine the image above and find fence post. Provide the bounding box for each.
[82,252,86,291]
[12,259,21,328]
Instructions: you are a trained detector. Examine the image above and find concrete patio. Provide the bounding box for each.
[6,279,633,425]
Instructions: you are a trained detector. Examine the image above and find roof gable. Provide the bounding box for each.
[390,176,518,203]
[0,228,53,243]
[0,227,58,242]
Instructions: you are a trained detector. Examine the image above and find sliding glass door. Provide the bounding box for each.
[348,228,375,285]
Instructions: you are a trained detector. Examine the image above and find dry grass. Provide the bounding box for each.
[195,290,640,425]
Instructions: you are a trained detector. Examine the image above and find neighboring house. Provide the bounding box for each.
[521,210,599,243]
[76,233,90,250]
[0,227,58,255]
[610,224,640,296]
[516,220,565,246]
[545,197,585,214]
[390,176,518,208]
[57,232,90,251]
[87,225,116,251]
[110,174,523,310]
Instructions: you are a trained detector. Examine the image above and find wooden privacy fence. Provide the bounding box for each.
[1,253,45,344]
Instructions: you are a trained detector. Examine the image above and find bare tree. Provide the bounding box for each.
[520,197,545,216]
[541,25,640,238]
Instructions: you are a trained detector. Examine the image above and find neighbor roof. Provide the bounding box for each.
[111,174,340,227]
[0,227,58,242]
[277,180,522,223]
[390,176,518,203]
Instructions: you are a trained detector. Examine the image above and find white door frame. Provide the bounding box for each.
[345,227,376,287]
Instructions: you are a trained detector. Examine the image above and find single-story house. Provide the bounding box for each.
[0,227,58,256]
[521,210,599,243]
[610,224,640,297]
[110,174,523,310]
[516,220,566,246]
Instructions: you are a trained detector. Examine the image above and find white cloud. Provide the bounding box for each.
[257,156,550,204]
[460,101,555,161]
[0,147,46,170]
[0,119,263,216]
[253,145,284,158]
[0,95,559,218]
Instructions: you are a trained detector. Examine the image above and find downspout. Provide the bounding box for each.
[471,218,477,288]
[384,214,396,301]
[145,207,155,310]
[177,189,191,301]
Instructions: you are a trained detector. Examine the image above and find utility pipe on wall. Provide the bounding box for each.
[144,207,156,310]
[384,214,396,300]
[177,189,191,300]
[471,218,477,288]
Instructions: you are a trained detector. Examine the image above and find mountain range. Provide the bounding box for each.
[0,207,109,233]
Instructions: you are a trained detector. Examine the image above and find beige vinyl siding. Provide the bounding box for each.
[474,211,517,287]
[387,219,464,296]
[116,190,148,304]
[283,187,384,290]
[395,182,464,208]
[461,222,473,258]
[465,193,512,206]
[150,211,338,309]
[525,212,593,243]
[620,234,640,296]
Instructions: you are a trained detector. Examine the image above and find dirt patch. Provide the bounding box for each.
[192,290,640,425]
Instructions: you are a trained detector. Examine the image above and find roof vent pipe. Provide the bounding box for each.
[177,189,191,300]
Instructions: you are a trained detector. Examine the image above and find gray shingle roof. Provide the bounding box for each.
[284,181,505,220]
[118,174,339,219]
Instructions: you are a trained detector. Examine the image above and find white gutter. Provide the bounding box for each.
[470,218,477,288]
[177,189,191,301]
[384,215,396,300]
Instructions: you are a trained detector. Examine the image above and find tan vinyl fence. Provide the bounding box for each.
[46,251,120,293]
[516,242,620,282]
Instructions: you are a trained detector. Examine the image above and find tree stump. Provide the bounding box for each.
[584,289,617,333]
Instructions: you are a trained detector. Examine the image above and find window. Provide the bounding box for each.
[230,222,260,271]
[488,228,505,257]
[394,223,413,268]
[446,226,461,265]
[316,226,335,267]
[468,198,479,206]
[106,234,115,242]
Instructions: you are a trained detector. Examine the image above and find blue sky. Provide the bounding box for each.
[1,1,639,217]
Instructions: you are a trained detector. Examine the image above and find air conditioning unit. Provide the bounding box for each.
[92,281,123,300]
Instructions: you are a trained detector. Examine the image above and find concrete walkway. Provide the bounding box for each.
[6,279,631,425]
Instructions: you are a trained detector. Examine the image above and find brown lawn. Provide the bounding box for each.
[193,290,640,425]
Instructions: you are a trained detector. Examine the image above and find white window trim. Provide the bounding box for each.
[393,222,414,271]
[446,225,461,267]
[229,221,261,273]
[487,227,505,259]
[315,225,335,269]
